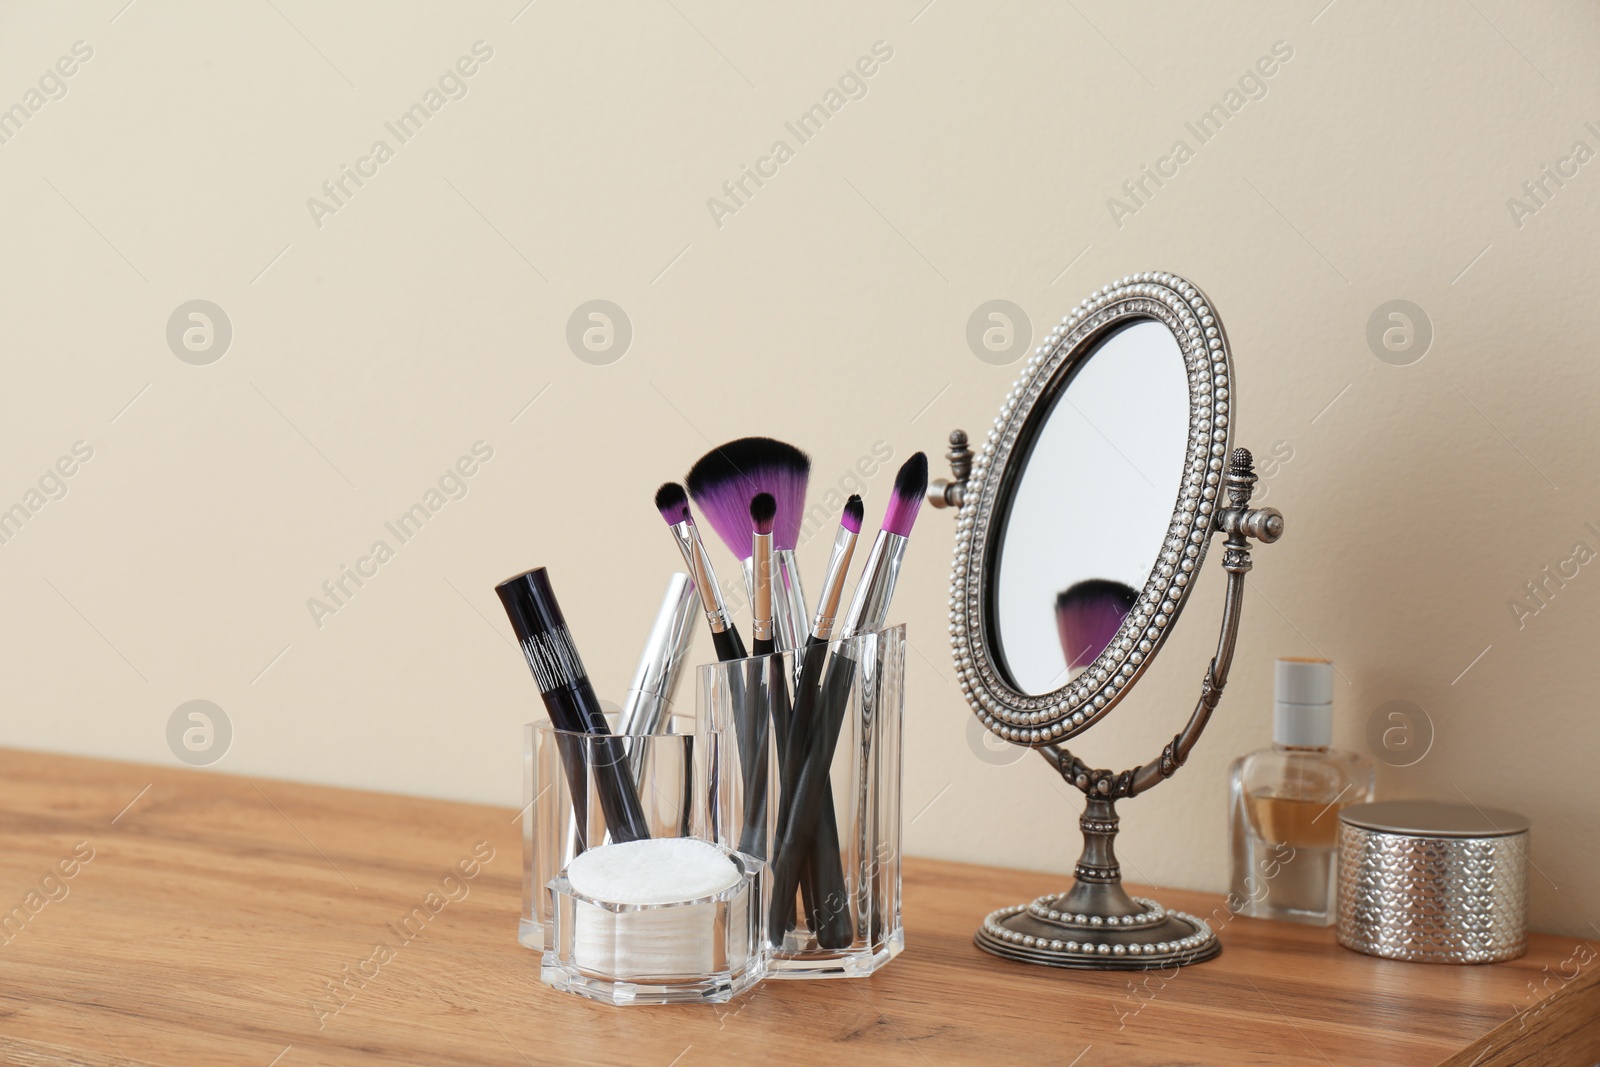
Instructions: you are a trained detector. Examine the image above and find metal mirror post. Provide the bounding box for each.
[931,274,1284,970]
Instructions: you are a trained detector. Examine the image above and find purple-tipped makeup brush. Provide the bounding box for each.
[836,451,928,639]
[749,493,777,658]
[771,454,928,947]
[773,493,863,937]
[1056,579,1139,674]
[810,495,863,643]
[654,482,747,664]
[736,492,779,858]
[686,438,812,653]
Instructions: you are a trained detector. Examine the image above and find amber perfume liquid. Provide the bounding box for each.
[1228,658,1374,926]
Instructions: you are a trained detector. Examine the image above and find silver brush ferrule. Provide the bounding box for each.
[840,531,907,639]
[751,533,773,643]
[670,520,733,634]
[809,526,859,642]
[619,572,699,740]
[772,548,809,653]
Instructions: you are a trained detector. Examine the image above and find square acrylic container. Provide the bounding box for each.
[523,709,766,1005]
[699,624,906,979]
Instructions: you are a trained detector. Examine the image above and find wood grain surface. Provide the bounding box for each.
[0,748,1594,1066]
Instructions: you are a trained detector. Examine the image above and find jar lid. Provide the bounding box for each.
[1339,800,1529,838]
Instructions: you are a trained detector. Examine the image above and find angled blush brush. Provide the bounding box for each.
[686,438,812,654]
[770,456,927,945]
[1057,579,1139,675]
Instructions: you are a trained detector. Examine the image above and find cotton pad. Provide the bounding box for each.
[567,838,740,905]
[561,838,751,980]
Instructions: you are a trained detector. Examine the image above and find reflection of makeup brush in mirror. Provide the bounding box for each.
[1056,579,1139,676]
[771,455,927,945]
[654,482,747,663]
[686,438,812,653]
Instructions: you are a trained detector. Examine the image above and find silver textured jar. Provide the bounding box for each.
[1337,801,1528,964]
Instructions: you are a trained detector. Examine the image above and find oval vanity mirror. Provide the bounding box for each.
[992,319,1191,697]
[928,273,1284,971]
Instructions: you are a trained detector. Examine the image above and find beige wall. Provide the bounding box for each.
[3,2,1596,936]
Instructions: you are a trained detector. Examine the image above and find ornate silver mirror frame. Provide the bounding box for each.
[929,272,1284,970]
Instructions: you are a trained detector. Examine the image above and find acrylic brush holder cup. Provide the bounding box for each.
[699,624,906,979]
[522,710,766,1005]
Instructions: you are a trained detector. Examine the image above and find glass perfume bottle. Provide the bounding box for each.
[1229,658,1375,926]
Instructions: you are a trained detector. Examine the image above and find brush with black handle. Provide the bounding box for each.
[738,492,778,857]
[684,442,815,862]
[769,455,926,946]
[771,494,863,942]
[655,482,767,853]
[655,482,748,664]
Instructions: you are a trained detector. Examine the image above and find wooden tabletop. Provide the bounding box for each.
[1,749,1594,1067]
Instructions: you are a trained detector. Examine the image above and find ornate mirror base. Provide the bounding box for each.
[975,897,1218,970]
[973,796,1220,970]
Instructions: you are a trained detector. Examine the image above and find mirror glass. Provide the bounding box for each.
[992,319,1191,696]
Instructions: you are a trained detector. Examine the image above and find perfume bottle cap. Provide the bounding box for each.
[1274,657,1333,748]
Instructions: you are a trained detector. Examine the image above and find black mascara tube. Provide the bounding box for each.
[496,567,651,844]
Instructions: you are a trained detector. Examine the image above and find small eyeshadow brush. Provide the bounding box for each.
[770,455,927,944]
[655,482,767,858]
[738,493,777,856]
[772,494,863,941]
[654,482,748,663]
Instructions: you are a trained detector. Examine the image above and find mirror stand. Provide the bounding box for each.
[937,436,1284,970]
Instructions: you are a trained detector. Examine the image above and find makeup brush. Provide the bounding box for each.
[838,452,927,639]
[776,495,864,801]
[811,494,864,643]
[736,492,778,858]
[749,493,777,657]
[1056,579,1139,675]
[656,481,765,860]
[654,482,748,664]
[686,438,812,654]
[772,494,863,942]
[770,455,927,944]
[496,567,651,846]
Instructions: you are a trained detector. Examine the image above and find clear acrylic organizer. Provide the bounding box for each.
[699,624,906,979]
[522,709,766,1005]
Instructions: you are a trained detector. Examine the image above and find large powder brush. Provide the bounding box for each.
[686,438,812,653]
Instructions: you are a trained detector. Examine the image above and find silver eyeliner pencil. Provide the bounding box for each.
[619,572,699,777]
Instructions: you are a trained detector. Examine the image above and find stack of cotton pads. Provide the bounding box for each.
[565,838,746,977]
